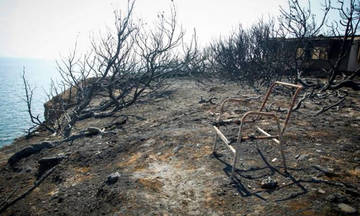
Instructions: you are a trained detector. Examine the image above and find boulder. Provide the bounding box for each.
[8,141,55,167]
[37,155,65,177]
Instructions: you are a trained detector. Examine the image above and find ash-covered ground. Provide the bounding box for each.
[0,78,359,215]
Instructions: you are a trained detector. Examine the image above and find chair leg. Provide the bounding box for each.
[212,133,218,154]
[231,150,238,178]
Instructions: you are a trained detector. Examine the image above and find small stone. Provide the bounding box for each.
[296,153,309,160]
[337,203,357,214]
[173,146,182,154]
[143,139,155,147]
[106,172,121,185]
[24,165,32,173]
[87,127,102,135]
[216,189,226,196]
[317,189,326,194]
[326,193,348,203]
[261,177,278,189]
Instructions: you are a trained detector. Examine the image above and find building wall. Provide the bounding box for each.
[347,40,360,71]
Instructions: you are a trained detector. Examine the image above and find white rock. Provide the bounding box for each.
[317,189,326,194]
[106,172,121,185]
[337,203,357,214]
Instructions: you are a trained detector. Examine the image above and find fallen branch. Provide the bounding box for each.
[0,187,18,210]
[0,166,57,214]
[292,89,314,112]
[330,79,360,91]
[314,97,345,116]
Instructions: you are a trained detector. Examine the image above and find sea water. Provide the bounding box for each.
[0,57,58,147]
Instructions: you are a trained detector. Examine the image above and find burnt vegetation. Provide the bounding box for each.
[23,1,194,137]
[2,0,359,214]
[21,0,360,138]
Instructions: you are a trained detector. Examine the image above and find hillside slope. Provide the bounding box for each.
[0,78,359,215]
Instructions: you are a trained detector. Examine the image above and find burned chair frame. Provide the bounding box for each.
[212,81,303,178]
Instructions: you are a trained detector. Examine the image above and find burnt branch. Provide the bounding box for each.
[22,69,55,135]
[314,95,346,116]
[45,0,186,137]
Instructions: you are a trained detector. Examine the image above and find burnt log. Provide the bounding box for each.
[8,141,55,167]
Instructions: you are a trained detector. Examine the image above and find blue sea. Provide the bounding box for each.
[0,57,59,147]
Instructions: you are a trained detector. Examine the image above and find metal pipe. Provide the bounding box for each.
[258,81,303,134]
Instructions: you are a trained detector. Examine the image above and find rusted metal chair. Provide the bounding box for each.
[212,81,303,178]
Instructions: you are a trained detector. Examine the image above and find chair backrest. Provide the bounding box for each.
[258,81,303,134]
